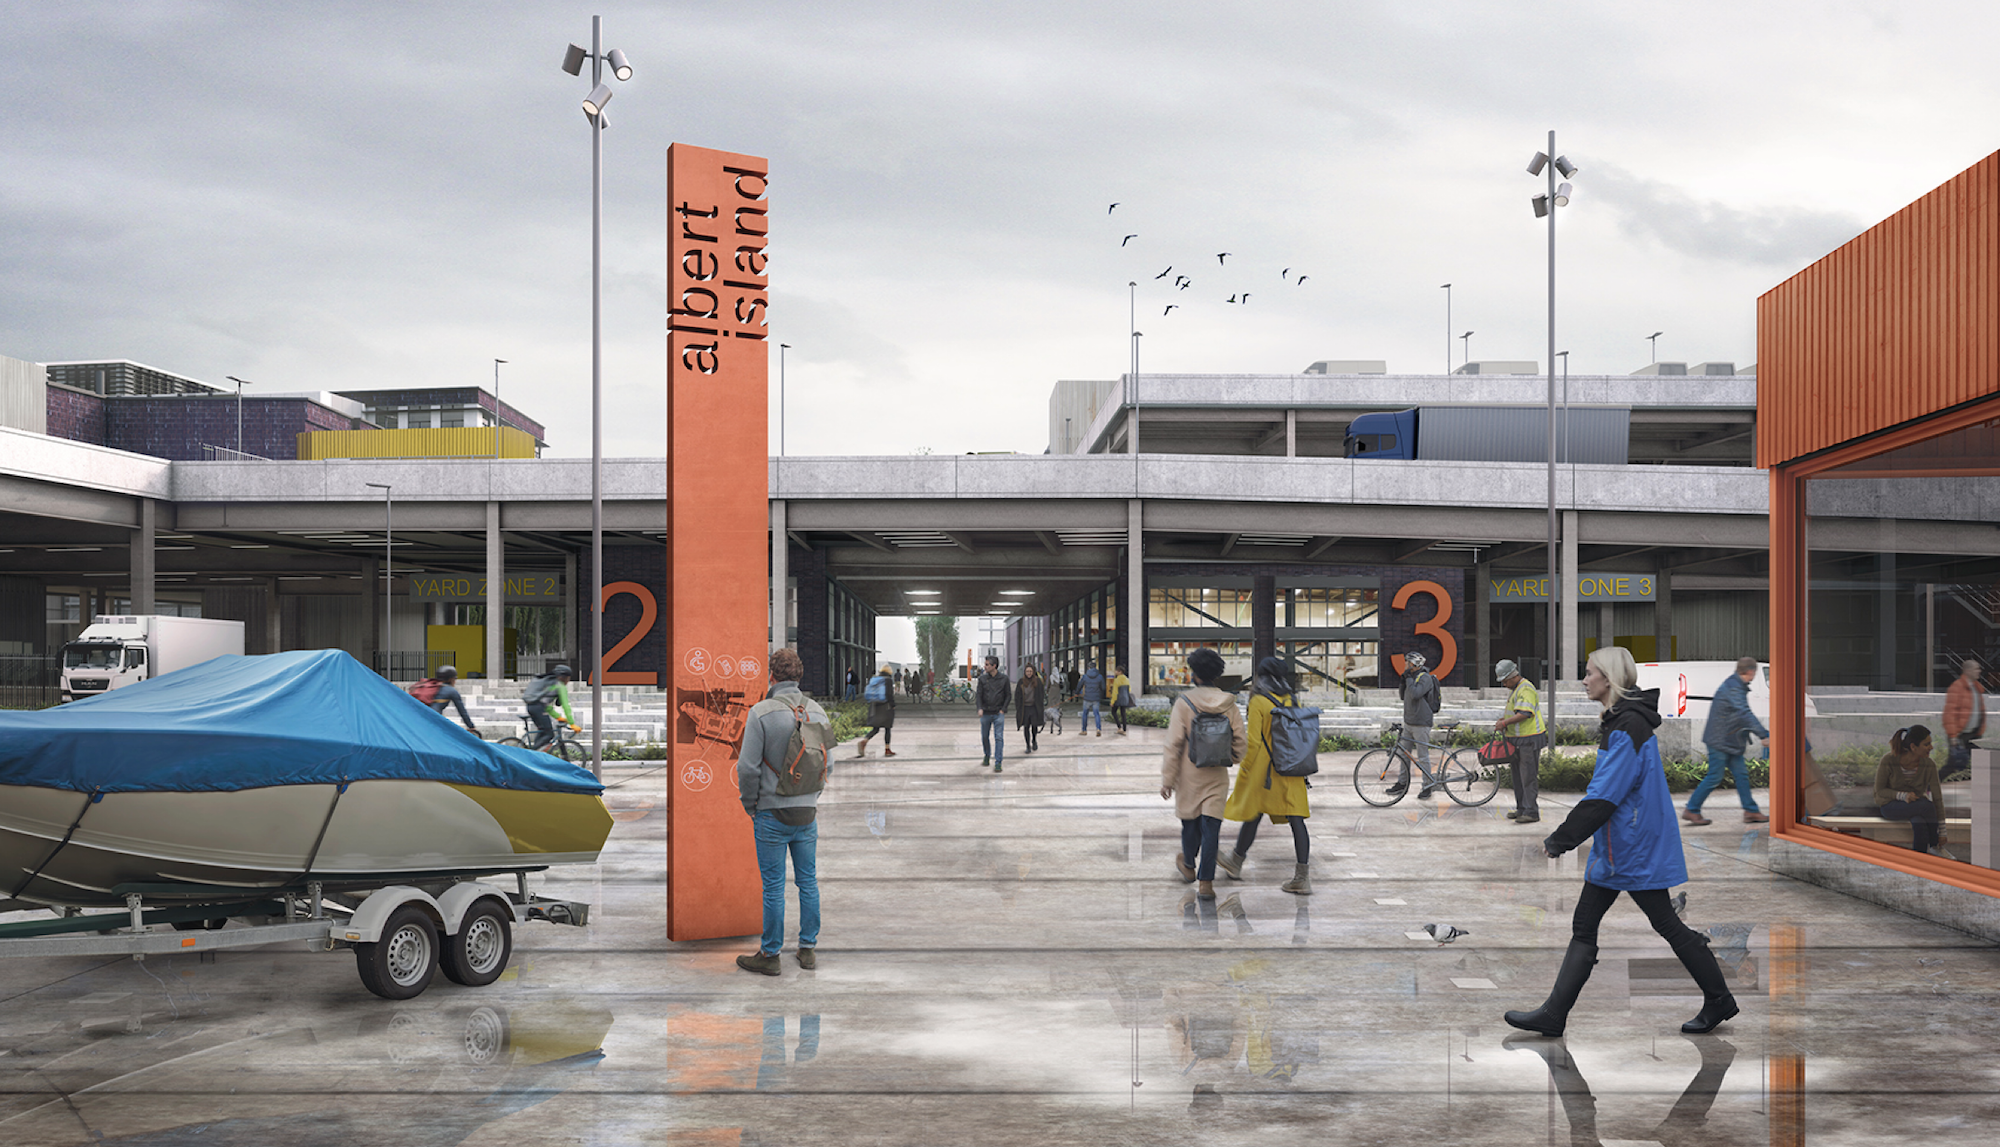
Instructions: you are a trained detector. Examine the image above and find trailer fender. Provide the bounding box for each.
[341,886,443,945]
[436,881,518,936]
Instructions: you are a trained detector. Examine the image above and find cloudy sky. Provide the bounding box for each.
[1,0,1993,467]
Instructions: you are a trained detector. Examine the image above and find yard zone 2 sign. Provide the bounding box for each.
[665,144,769,941]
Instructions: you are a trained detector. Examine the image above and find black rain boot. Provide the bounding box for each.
[1504,940,1598,1037]
[1671,932,1739,1034]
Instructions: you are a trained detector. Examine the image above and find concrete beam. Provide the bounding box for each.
[844,531,894,552]
[1219,533,1240,557]
[1303,535,1341,559]
[942,532,977,553]
[1033,530,1061,555]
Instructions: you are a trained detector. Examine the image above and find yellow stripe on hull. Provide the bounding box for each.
[445,786,615,856]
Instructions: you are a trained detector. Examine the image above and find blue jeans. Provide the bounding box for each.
[980,712,1005,765]
[753,811,820,956]
[1687,748,1759,814]
[1082,701,1103,732]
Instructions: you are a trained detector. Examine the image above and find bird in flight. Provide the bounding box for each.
[1163,305,1178,315]
[1178,280,1191,290]
[1296,275,1309,285]
[1155,266,1172,279]
[1121,234,1138,247]
[1282,268,1291,280]
[1108,203,1120,214]
[1241,293,1251,304]
[1227,294,1238,304]
[1216,252,1232,264]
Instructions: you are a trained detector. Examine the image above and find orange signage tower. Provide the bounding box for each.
[664,143,769,940]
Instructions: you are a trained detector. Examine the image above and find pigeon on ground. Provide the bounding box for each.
[1424,923,1469,943]
[1670,891,1687,917]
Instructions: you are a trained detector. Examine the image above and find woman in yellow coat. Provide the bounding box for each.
[1219,656,1314,894]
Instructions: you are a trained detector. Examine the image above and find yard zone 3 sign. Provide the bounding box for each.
[665,143,769,941]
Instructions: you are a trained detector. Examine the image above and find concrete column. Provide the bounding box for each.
[1971,748,1998,869]
[1474,560,1491,688]
[1654,568,1674,662]
[1877,552,1896,689]
[1126,408,1140,455]
[771,499,789,651]
[1560,510,1579,685]
[1127,498,1144,693]
[129,500,155,615]
[1597,599,1614,657]
[1285,410,1297,457]
[362,557,381,668]
[563,551,578,666]
[486,501,504,680]
[265,577,282,654]
[1251,573,1277,668]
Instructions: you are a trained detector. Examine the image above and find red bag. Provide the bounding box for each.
[1477,739,1517,766]
[408,678,442,704]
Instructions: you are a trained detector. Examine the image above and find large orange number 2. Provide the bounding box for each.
[1388,580,1458,682]
[600,581,659,686]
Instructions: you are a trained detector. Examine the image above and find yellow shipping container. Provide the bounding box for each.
[297,426,539,460]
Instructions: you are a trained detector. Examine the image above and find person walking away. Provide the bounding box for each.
[1080,662,1108,737]
[1218,656,1314,894]
[1492,659,1547,824]
[1162,648,1247,901]
[844,666,859,701]
[1109,665,1133,734]
[1015,663,1046,754]
[976,655,1011,772]
[1504,645,1736,1038]
[1067,663,1081,702]
[410,664,479,735]
[735,648,831,975]
[1876,725,1947,854]
[854,666,897,758]
[1943,659,1987,780]
[522,664,577,750]
[1390,653,1441,799]
[1682,657,1770,826]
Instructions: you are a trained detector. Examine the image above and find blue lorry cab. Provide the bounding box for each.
[1343,409,1418,459]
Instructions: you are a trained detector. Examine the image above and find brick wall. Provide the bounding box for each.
[45,385,106,445]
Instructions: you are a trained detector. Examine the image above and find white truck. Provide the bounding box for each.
[60,615,246,702]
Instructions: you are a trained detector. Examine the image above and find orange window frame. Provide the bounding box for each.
[1770,392,2000,895]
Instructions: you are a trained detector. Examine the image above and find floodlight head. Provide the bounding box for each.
[562,44,587,75]
[583,83,613,117]
[1532,194,1551,218]
[1554,155,1578,178]
[1527,152,1550,176]
[607,48,632,80]
[1553,182,1573,207]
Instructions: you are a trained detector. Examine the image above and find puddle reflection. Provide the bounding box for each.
[1506,1033,1738,1147]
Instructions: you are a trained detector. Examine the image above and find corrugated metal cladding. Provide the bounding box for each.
[296,427,537,460]
[1419,406,1628,464]
[1757,151,2000,468]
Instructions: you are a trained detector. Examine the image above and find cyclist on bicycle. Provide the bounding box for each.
[411,665,478,735]
[1388,652,1442,799]
[524,664,578,750]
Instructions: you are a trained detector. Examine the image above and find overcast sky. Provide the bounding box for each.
[7,1,2000,467]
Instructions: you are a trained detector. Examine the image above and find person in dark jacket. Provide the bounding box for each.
[853,666,897,758]
[976,655,1011,773]
[1079,663,1108,736]
[1015,664,1046,754]
[1390,653,1441,799]
[1504,645,1737,1039]
[1683,656,1770,826]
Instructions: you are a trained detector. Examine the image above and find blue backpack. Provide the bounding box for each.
[864,674,889,703]
[1260,690,1322,777]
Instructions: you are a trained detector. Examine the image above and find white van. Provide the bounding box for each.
[1635,660,1816,753]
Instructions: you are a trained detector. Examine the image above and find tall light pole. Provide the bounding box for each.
[1458,331,1474,370]
[563,18,632,780]
[1557,350,1571,469]
[1440,284,1452,374]
[226,375,253,455]
[365,481,393,675]
[778,343,790,456]
[1647,331,1664,364]
[492,359,508,459]
[1529,134,1578,722]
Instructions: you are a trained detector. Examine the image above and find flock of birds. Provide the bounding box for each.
[1108,201,1309,318]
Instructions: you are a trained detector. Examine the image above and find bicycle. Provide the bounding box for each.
[499,714,582,763]
[1353,720,1500,807]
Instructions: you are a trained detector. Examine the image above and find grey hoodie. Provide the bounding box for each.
[735,681,828,815]
[1400,669,1439,728]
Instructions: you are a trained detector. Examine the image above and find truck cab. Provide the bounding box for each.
[1343,409,1417,459]
[61,639,147,700]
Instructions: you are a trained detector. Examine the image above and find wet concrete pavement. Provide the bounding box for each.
[2,704,1995,1145]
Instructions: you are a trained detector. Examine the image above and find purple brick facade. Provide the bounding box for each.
[41,393,360,461]
[44,385,106,445]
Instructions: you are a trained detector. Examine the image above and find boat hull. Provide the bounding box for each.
[0,780,612,907]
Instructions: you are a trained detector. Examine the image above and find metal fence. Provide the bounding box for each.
[0,655,60,709]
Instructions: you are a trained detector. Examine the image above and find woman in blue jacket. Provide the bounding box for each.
[1504,646,1738,1038]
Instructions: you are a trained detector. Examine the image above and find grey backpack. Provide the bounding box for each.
[1184,697,1236,768]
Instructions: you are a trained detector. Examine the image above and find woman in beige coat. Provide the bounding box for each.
[1162,648,1248,900]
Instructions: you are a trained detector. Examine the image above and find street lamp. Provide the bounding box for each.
[1458,330,1474,370]
[561,16,633,780]
[1529,132,1579,719]
[492,358,507,460]
[1647,331,1664,364]
[364,482,393,675]
[1440,284,1452,374]
[225,375,253,455]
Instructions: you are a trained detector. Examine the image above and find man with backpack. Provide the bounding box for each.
[735,648,832,976]
[1220,657,1321,894]
[1389,652,1442,800]
[976,654,1012,772]
[1161,648,1247,901]
[409,664,478,735]
[522,664,577,751]
[1078,662,1108,737]
[854,666,897,758]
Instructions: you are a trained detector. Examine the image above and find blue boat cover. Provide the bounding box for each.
[0,650,603,795]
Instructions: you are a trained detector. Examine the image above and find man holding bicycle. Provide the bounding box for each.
[524,664,578,750]
[1388,652,1441,800]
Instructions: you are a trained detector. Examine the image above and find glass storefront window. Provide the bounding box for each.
[1800,415,2000,870]
[1148,640,1254,686]
[1285,587,1380,628]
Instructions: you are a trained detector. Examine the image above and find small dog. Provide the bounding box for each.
[1045,705,1064,735]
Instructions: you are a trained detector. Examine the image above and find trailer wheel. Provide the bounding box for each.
[355,905,439,1000]
[441,900,512,987]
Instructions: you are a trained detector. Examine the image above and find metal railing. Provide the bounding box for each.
[0,655,60,709]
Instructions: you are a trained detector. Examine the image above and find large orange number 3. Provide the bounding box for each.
[1388,580,1458,682]
[600,581,659,686]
